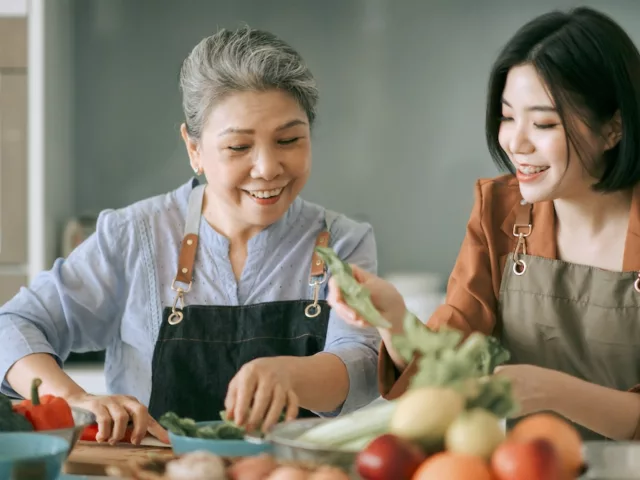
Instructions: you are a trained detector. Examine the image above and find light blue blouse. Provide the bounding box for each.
[0,179,381,416]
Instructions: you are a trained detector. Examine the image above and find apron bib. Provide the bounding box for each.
[498,201,640,440]
[148,183,335,422]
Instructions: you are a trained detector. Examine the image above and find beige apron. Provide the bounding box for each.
[498,201,640,441]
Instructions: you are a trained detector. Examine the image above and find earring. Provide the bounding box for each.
[193,166,202,175]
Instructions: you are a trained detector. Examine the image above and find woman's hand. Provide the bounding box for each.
[494,364,561,417]
[224,357,298,433]
[65,393,169,445]
[326,264,407,334]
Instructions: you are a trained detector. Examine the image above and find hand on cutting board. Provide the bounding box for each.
[66,392,169,445]
[224,357,298,434]
[326,264,407,334]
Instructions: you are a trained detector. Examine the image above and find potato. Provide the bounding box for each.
[389,387,465,450]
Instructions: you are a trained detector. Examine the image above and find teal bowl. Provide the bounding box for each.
[169,421,271,457]
[0,432,70,480]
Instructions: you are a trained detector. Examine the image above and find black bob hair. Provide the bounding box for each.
[486,6,640,192]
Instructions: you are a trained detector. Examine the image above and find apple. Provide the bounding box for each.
[492,438,564,480]
[356,434,427,480]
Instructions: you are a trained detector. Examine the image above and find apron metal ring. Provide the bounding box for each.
[513,259,527,276]
[305,303,322,318]
[168,311,184,325]
[634,277,640,293]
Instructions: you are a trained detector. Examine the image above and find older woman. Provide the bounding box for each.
[0,26,380,444]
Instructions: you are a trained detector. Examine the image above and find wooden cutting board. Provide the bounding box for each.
[63,442,175,476]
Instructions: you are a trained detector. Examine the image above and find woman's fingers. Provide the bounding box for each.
[224,381,238,420]
[284,390,299,422]
[262,386,287,433]
[123,399,149,445]
[146,416,170,444]
[233,374,258,426]
[93,403,112,443]
[67,393,168,445]
[106,401,130,444]
[246,383,273,432]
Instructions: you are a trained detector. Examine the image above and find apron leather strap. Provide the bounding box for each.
[513,200,533,237]
[174,184,206,286]
[304,210,338,318]
[309,210,338,277]
[511,200,534,276]
[310,231,330,276]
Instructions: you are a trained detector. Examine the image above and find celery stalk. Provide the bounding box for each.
[336,434,378,451]
[296,400,396,448]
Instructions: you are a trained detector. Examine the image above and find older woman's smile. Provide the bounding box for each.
[244,186,285,205]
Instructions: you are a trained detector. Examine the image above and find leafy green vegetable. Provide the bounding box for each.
[158,412,199,437]
[0,394,34,432]
[159,411,245,439]
[314,246,392,328]
[0,393,12,412]
[391,312,518,417]
[159,410,285,440]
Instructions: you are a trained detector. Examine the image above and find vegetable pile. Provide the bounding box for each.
[109,450,351,480]
[1,377,75,433]
[294,246,586,480]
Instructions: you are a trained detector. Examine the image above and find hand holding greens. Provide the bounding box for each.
[314,246,392,328]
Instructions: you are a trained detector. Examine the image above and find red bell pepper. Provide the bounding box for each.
[12,378,75,431]
[80,423,134,443]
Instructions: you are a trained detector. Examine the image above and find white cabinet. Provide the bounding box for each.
[0,17,28,303]
[0,0,27,17]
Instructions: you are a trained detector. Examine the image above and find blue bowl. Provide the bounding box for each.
[169,421,271,457]
[0,432,70,480]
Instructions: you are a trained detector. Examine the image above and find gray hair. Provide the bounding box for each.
[179,25,319,140]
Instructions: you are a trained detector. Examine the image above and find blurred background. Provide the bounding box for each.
[0,0,639,392]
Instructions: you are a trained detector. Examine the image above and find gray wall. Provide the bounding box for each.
[44,0,74,268]
[70,0,640,278]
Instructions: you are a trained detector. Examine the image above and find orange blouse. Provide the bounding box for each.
[377,174,640,436]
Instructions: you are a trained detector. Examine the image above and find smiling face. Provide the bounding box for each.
[182,89,311,236]
[498,64,616,203]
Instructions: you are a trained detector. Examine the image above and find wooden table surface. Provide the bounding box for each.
[63,441,174,477]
